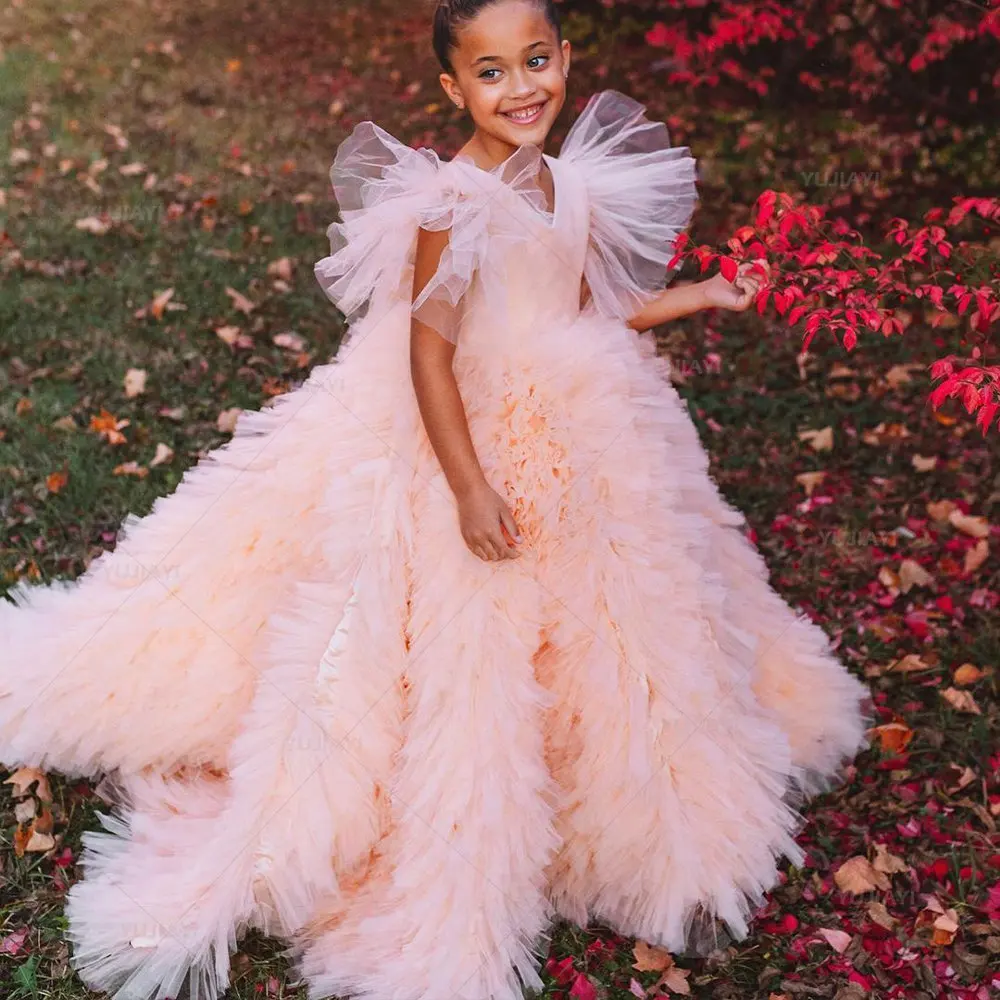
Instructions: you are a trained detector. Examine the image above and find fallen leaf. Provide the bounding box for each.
[75,215,111,235]
[226,286,256,314]
[834,855,891,894]
[267,257,294,281]
[124,367,147,398]
[817,928,852,953]
[112,461,149,478]
[795,471,827,496]
[926,499,957,522]
[89,409,130,445]
[872,842,909,875]
[273,331,306,351]
[215,325,241,346]
[888,653,930,673]
[4,766,52,801]
[46,469,69,493]
[940,687,981,714]
[898,559,934,592]
[953,663,985,685]
[873,721,913,752]
[949,510,990,538]
[964,539,989,573]
[633,940,673,973]
[149,288,175,320]
[150,442,174,467]
[798,426,833,452]
[911,454,937,472]
[217,407,242,434]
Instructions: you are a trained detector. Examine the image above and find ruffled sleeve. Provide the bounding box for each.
[314,122,493,345]
[559,90,699,324]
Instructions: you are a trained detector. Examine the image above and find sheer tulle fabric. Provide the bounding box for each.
[559,90,699,324]
[314,90,699,345]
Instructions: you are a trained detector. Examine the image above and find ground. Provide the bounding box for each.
[1,1,998,998]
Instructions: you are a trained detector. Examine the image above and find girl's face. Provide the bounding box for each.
[440,0,571,154]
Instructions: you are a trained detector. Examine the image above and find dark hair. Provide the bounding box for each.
[432,0,562,75]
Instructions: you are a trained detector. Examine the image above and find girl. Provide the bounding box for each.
[0,1,873,999]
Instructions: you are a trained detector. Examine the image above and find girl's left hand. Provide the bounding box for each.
[701,260,771,312]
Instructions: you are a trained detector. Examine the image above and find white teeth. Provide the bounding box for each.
[505,104,543,121]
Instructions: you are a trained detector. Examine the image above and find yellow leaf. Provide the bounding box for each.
[953,663,984,685]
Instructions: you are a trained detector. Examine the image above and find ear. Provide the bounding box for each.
[439,73,465,110]
[560,39,571,77]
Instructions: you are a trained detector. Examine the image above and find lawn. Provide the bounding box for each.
[1,1,998,998]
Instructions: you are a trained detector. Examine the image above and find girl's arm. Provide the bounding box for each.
[410,226,522,562]
[625,260,771,333]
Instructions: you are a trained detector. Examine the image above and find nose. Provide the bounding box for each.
[506,66,536,99]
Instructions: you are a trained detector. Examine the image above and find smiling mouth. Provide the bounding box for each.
[500,102,547,125]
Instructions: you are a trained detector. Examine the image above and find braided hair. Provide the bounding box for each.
[432,0,563,74]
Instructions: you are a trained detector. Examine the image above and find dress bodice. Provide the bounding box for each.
[314,90,699,351]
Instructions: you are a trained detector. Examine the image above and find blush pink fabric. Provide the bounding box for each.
[0,90,872,1000]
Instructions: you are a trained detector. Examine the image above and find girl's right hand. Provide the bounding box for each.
[456,481,523,561]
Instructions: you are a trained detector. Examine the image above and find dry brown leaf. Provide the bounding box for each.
[123,367,147,398]
[21,824,56,855]
[632,940,673,973]
[898,559,934,592]
[964,539,989,574]
[112,461,149,478]
[866,901,897,929]
[926,499,957,522]
[656,966,691,995]
[885,363,923,388]
[267,257,294,281]
[873,842,909,875]
[878,566,900,593]
[217,407,242,434]
[795,471,827,497]
[948,510,990,538]
[273,331,306,352]
[75,215,111,235]
[150,443,174,468]
[834,855,891,894]
[911,454,937,473]
[226,286,256,314]
[215,325,241,346]
[4,766,52,801]
[940,687,981,714]
[888,653,930,673]
[798,426,833,452]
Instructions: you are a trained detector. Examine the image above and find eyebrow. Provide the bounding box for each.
[472,40,549,66]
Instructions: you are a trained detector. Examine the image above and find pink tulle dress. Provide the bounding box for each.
[0,91,873,1000]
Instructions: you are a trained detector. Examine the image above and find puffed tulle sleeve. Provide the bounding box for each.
[559,90,700,325]
[314,122,521,346]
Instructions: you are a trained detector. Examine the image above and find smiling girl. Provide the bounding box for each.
[0,1,872,999]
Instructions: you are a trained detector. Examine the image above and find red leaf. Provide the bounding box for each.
[720,256,738,282]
